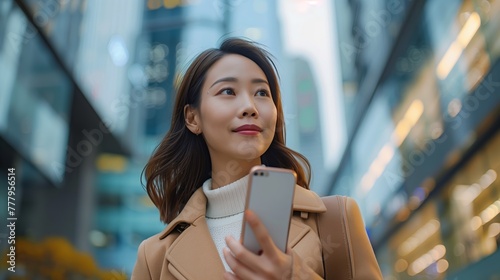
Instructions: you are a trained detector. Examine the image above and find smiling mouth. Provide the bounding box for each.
[234,130,261,136]
[232,125,263,136]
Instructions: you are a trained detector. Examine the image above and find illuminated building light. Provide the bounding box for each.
[464,169,497,205]
[430,123,444,139]
[359,143,395,194]
[470,199,500,231]
[436,259,449,273]
[360,174,375,193]
[360,99,423,194]
[457,12,481,46]
[393,119,412,146]
[164,0,181,9]
[437,42,463,80]
[480,169,497,188]
[392,99,423,146]
[370,162,384,178]
[487,223,500,238]
[433,245,446,258]
[463,183,481,203]
[404,99,424,125]
[447,98,462,118]
[108,36,129,67]
[436,12,481,80]
[408,245,447,276]
[96,154,128,173]
[398,220,440,256]
[479,200,500,224]
[395,259,408,273]
[470,216,482,231]
[380,144,395,164]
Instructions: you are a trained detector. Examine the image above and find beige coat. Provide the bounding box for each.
[132,185,328,280]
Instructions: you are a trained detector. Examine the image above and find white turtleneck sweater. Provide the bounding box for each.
[202,175,248,272]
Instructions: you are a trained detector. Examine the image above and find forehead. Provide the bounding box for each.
[205,54,268,83]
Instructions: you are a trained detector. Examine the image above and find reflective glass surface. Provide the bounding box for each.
[0,2,71,184]
[340,0,500,227]
[335,0,415,133]
[331,0,500,277]
[380,129,500,279]
[21,0,145,136]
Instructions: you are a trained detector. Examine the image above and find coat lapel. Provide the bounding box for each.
[292,185,327,213]
[165,216,225,279]
[161,188,225,279]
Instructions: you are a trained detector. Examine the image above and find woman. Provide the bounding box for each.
[132,38,378,280]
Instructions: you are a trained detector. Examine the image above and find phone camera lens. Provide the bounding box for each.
[260,172,264,176]
[254,172,258,176]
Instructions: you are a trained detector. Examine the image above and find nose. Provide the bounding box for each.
[242,110,257,117]
[239,95,259,118]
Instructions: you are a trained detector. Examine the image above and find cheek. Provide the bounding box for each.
[199,101,230,128]
[265,105,278,127]
[260,104,277,138]
[270,107,278,136]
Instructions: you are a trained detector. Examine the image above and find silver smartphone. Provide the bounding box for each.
[241,166,297,254]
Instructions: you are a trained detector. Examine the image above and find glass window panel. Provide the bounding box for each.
[73,0,144,135]
[21,0,85,65]
[21,0,145,136]
[333,0,414,134]
[427,0,495,104]
[0,3,71,184]
[340,0,499,227]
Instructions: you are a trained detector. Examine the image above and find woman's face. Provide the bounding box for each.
[194,54,277,168]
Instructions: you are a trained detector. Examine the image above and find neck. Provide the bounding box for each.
[210,158,261,189]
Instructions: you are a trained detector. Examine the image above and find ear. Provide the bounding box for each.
[184,105,201,135]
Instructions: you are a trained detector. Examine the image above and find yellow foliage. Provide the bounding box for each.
[1,236,127,279]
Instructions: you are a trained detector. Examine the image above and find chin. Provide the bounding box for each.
[234,152,264,161]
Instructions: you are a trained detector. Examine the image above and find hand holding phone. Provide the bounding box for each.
[240,166,296,254]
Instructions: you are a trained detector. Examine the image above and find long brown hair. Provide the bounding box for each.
[143,38,311,223]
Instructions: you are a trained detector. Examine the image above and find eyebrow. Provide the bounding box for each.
[209,77,269,88]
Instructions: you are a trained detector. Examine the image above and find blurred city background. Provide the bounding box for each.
[0,0,499,279]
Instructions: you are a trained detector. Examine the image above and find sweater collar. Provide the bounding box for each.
[202,175,248,218]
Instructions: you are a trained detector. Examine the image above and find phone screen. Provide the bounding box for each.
[241,166,296,254]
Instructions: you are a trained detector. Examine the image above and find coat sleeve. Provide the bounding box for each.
[131,240,153,280]
[290,250,323,280]
[345,197,383,279]
[319,196,382,280]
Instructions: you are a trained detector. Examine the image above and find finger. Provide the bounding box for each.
[225,236,261,267]
[223,247,256,280]
[245,210,278,257]
[223,271,238,280]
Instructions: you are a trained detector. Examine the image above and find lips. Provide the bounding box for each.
[233,124,263,132]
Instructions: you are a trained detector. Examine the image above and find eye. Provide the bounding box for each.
[255,89,270,97]
[219,88,235,95]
